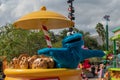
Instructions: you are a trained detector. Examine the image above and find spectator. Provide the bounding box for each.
[91,64,96,77]
[81,69,88,80]
[97,63,106,80]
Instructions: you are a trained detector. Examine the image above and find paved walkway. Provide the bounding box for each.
[89,78,98,80]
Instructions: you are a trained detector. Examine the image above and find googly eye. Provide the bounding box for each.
[67,32,72,36]
[72,31,76,34]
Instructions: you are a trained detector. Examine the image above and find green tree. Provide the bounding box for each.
[59,29,68,39]
[0,24,46,61]
[74,28,101,49]
[95,23,106,44]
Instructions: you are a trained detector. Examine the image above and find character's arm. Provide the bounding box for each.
[79,49,105,61]
[38,48,50,55]
[37,48,68,56]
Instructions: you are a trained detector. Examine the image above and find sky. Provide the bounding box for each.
[0,0,120,37]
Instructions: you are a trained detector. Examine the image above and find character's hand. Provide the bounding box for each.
[37,48,51,55]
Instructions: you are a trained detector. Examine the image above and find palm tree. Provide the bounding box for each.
[95,23,106,44]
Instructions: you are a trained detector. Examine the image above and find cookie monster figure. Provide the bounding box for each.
[38,33,105,68]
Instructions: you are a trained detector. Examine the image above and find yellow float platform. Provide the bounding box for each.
[4,68,82,80]
[109,68,120,80]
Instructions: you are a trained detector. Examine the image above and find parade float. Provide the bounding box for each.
[109,27,120,80]
[4,54,82,80]
[4,6,82,80]
[4,6,105,80]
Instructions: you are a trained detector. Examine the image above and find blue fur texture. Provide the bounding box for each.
[38,33,105,68]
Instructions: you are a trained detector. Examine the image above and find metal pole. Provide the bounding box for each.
[106,21,109,51]
[69,0,73,32]
[103,15,110,51]
[70,1,73,21]
[113,40,116,68]
[67,0,75,32]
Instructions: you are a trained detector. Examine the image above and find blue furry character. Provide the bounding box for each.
[38,33,105,68]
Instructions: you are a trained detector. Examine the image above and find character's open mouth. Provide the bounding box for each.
[66,38,81,43]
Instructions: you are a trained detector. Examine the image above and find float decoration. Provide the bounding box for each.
[82,59,91,69]
[107,53,114,60]
[38,33,105,68]
[8,54,55,69]
[109,68,120,80]
[14,6,74,48]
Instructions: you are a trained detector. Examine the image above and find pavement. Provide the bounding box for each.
[89,78,98,80]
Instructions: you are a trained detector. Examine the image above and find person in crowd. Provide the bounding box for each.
[97,63,106,80]
[91,64,96,78]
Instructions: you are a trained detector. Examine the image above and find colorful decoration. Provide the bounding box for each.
[107,54,114,60]
[8,54,55,69]
[110,71,120,80]
[102,51,113,60]
[82,59,91,69]
[42,25,52,48]
[13,6,74,48]
[38,33,105,68]
[103,51,108,58]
